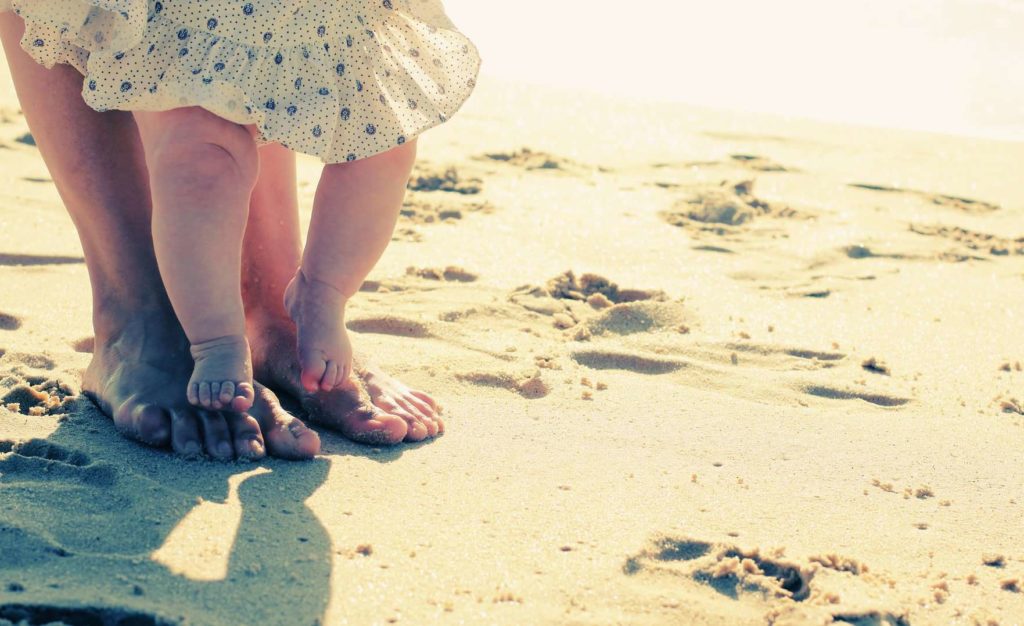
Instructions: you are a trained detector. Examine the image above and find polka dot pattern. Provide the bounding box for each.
[1,0,480,163]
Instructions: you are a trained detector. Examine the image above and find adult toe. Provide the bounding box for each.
[410,389,440,413]
[227,412,266,461]
[343,408,409,445]
[250,384,320,460]
[170,408,204,458]
[403,418,430,442]
[113,397,171,447]
[364,395,429,440]
[395,397,439,438]
[200,411,234,460]
[409,392,439,416]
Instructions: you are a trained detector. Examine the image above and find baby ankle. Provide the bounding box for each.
[189,334,251,360]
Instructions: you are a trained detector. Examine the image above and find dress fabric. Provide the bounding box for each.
[0,0,480,163]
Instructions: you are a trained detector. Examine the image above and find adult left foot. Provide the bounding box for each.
[249,318,442,444]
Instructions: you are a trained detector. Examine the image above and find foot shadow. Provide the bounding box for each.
[0,400,332,626]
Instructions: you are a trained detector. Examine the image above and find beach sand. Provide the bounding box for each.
[1,58,1024,625]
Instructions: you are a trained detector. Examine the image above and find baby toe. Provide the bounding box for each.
[320,361,340,392]
[219,381,236,406]
[198,382,213,408]
[209,382,223,409]
[187,383,201,406]
[230,382,255,413]
[300,355,328,393]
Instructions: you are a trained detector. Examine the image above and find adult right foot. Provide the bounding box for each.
[83,310,317,460]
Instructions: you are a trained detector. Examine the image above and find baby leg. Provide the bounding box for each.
[285,140,418,392]
[135,108,260,412]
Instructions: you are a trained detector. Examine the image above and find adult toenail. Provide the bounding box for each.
[245,439,265,458]
[148,427,169,443]
[218,442,233,458]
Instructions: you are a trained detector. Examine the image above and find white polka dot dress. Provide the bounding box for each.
[0,0,480,163]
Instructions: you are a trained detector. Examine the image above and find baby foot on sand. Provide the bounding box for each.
[284,270,353,393]
[188,335,256,411]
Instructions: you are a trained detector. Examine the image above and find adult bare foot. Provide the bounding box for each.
[238,143,438,444]
[84,310,318,460]
[0,14,317,461]
[249,316,442,444]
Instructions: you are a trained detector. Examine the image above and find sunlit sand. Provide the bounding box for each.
[2,6,1024,624]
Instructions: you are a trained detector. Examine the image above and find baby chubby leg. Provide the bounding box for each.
[286,140,418,393]
[135,108,260,412]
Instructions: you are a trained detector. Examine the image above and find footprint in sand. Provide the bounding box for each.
[807,242,984,268]
[400,198,493,223]
[728,154,794,172]
[580,301,693,339]
[625,535,909,625]
[0,439,117,487]
[346,316,433,339]
[407,164,482,195]
[802,385,910,408]
[0,312,21,331]
[849,182,1001,214]
[624,535,811,601]
[0,523,75,570]
[660,180,804,236]
[477,148,585,173]
[677,155,793,173]
[0,605,174,626]
[731,270,882,300]
[785,348,845,362]
[455,370,550,399]
[570,349,686,375]
[909,224,1024,257]
[405,266,479,282]
[1,354,78,416]
[510,271,693,344]
[71,337,95,354]
[692,244,735,254]
[721,343,847,372]
[392,227,424,242]
[2,351,56,371]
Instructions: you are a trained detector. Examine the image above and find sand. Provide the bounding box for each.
[1,56,1024,625]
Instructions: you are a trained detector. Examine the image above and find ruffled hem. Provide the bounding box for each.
[2,0,480,163]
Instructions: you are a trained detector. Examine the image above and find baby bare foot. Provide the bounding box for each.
[284,270,353,393]
[188,335,256,412]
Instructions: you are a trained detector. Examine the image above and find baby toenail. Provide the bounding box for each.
[217,442,233,458]
[183,441,201,456]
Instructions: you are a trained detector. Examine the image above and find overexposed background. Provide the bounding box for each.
[445,0,1024,140]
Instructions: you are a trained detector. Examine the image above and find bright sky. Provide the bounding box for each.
[444,0,1024,140]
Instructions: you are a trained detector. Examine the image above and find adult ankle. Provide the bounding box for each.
[90,296,181,347]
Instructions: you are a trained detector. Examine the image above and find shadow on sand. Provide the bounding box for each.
[0,398,341,626]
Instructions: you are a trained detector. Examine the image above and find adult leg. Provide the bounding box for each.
[243,145,442,443]
[0,14,313,459]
